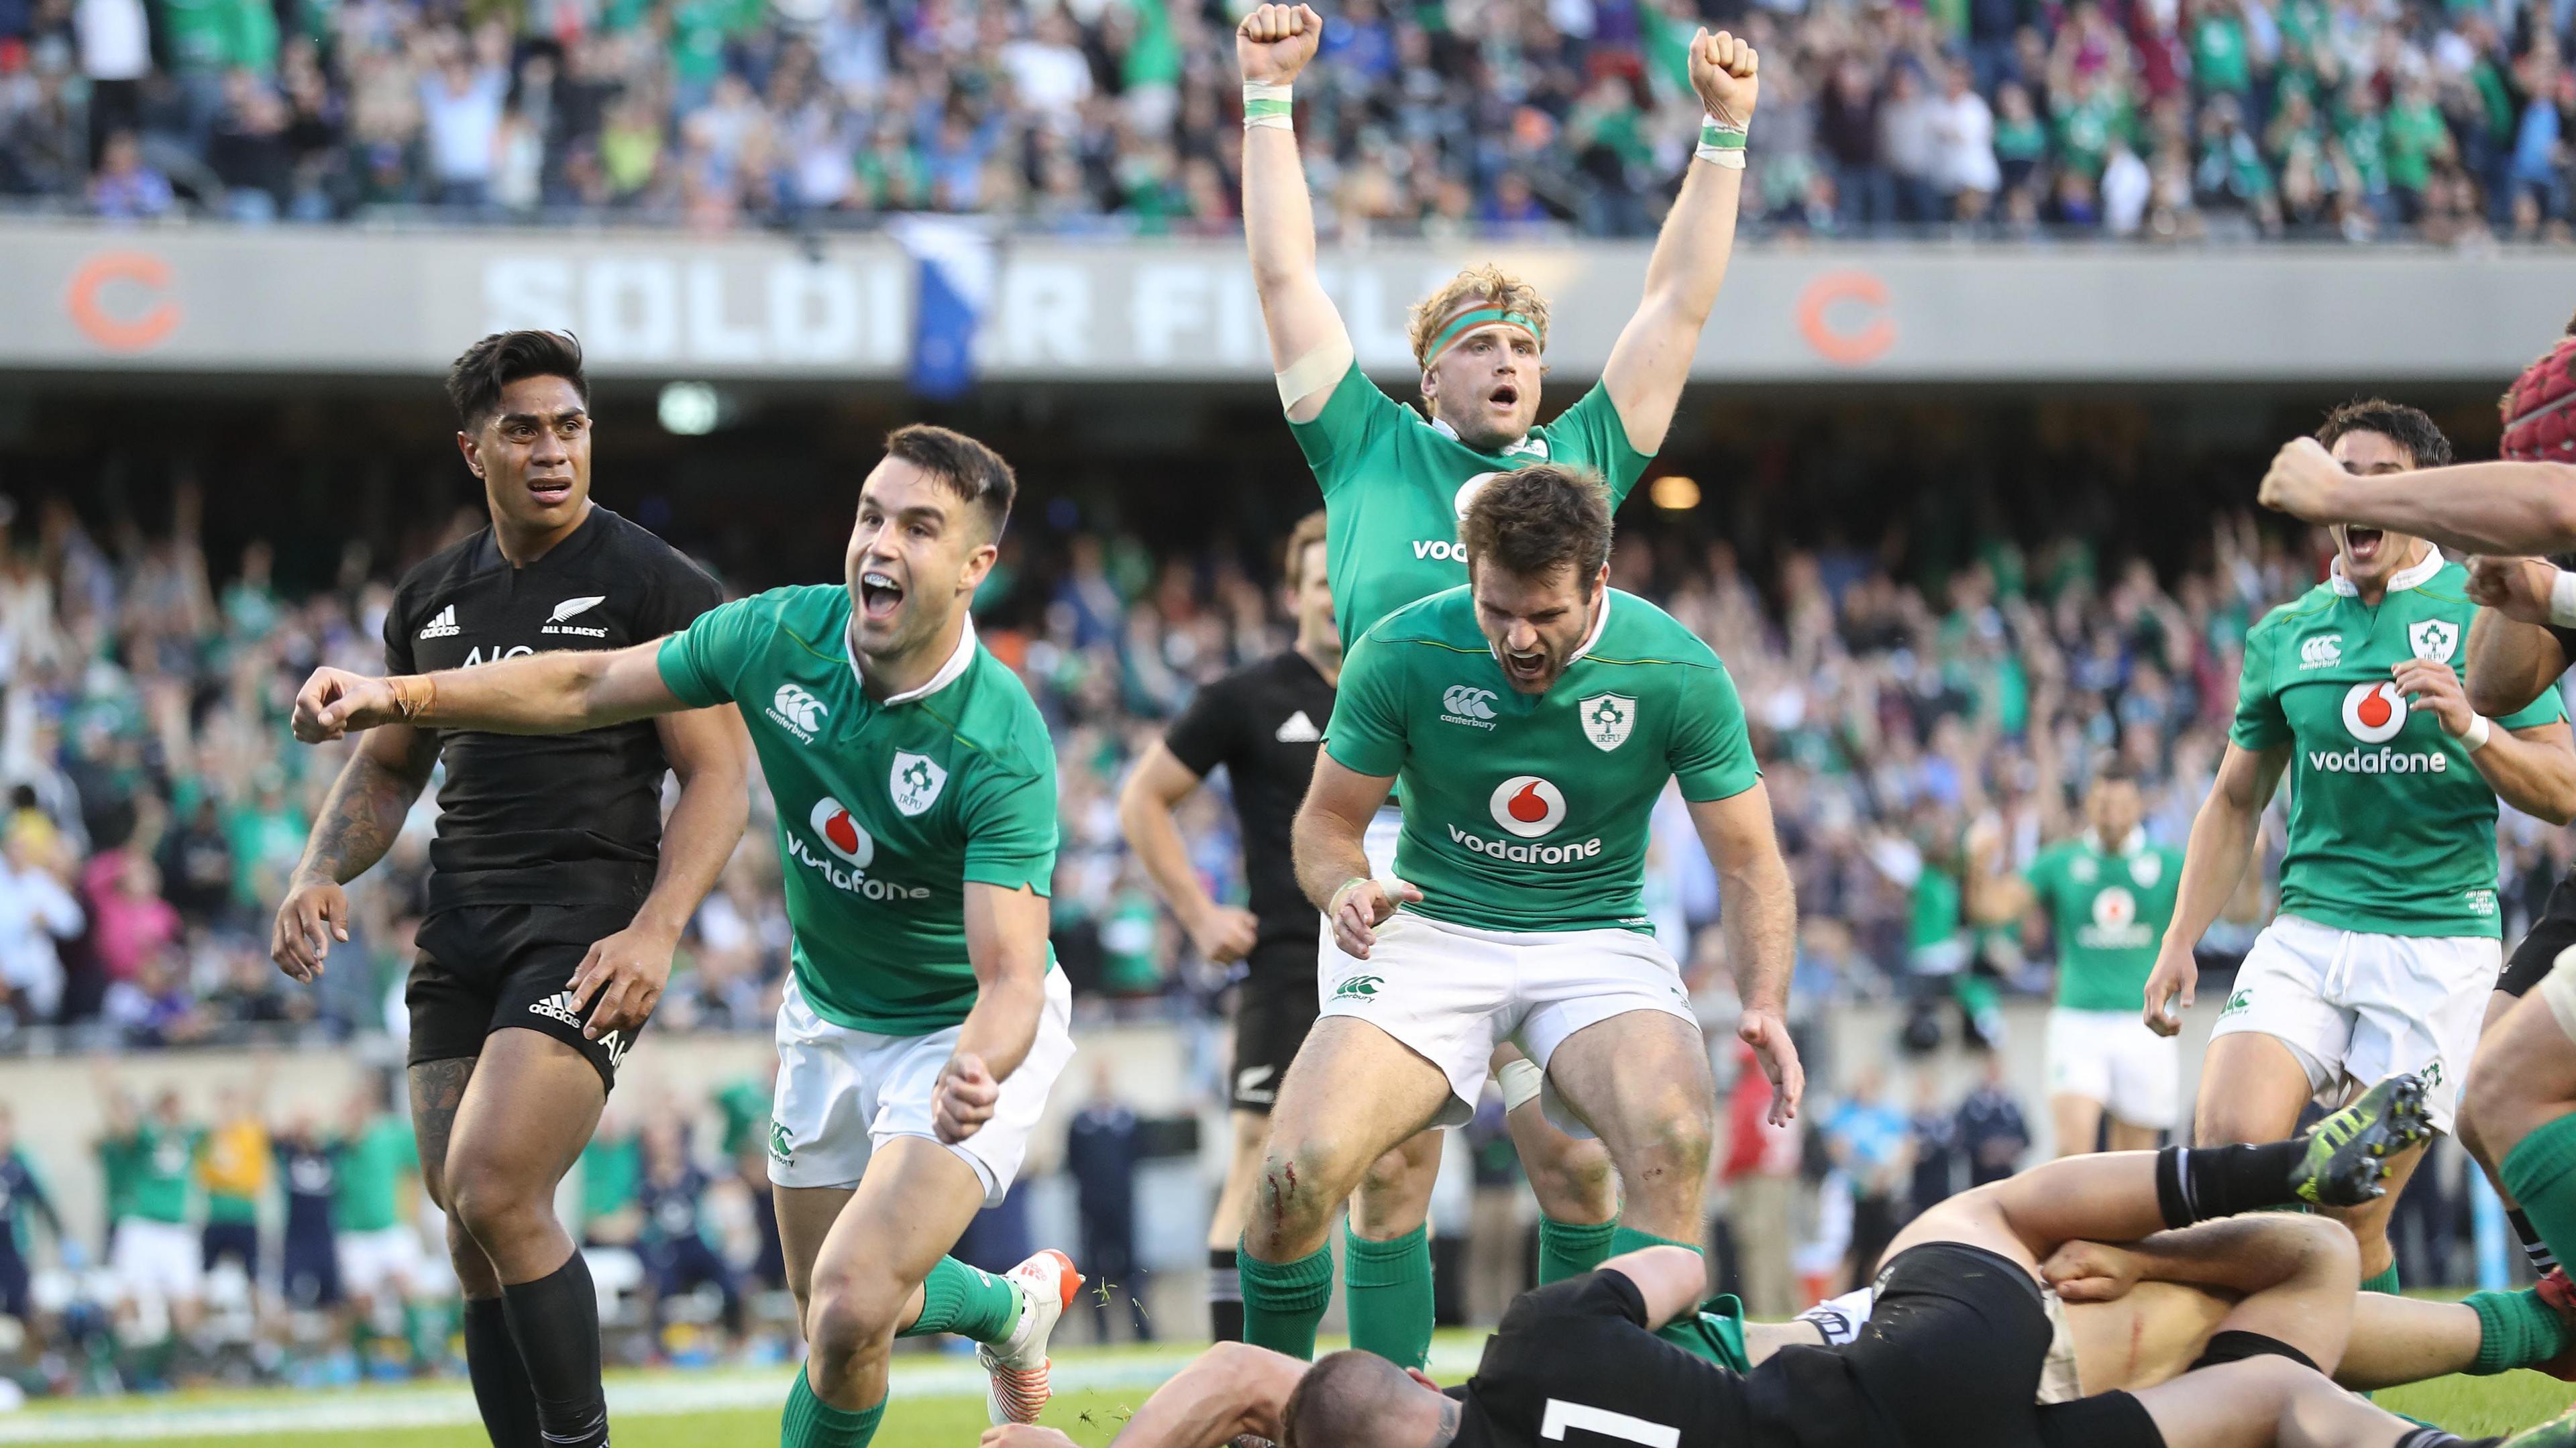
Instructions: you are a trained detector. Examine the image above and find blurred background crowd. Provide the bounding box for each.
[3,0,2575,239]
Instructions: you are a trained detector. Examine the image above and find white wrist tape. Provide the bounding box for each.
[1244,82,1293,130]
[2461,714,2495,751]
[2551,566,2576,628]
[1695,115,1749,169]
[1276,335,1354,411]
[1327,876,1371,919]
[1497,1058,1545,1113]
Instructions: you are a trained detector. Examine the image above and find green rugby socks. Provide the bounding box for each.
[2503,1115,2576,1286]
[899,1257,1021,1344]
[2361,1264,2402,1296]
[1344,1224,1434,1368]
[782,1367,882,1448]
[2469,1288,2575,1374]
[1609,1223,1699,1260]
[1538,1215,1619,1284]
[1240,1238,1334,1359]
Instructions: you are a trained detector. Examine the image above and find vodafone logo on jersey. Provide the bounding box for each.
[1489,775,1567,838]
[808,797,874,867]
[2341,682,2408,744]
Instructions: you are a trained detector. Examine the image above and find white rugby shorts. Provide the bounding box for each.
[110,1218,200,1304]
[2045,1006,2182,1131]
[1316,910,1696,1132]
[2210,913,2498,1131]
[767,967,1076,1205]
[338,1224,425,1298]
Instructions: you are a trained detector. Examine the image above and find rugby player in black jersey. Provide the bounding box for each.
[1117,511,1615,1345]
[981,1076,2565,1448]
[271,331,751,1448]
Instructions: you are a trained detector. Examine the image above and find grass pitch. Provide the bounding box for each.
[0,1339,2562,1447]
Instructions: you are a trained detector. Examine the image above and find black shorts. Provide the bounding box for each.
[1829,1243,2165,1448]
[1231,941,1319,1114]
[282,1231,341,1309]
[0,1248,27,1321]
[409,903,645,1091]
[2504,870,2576,998]
[201,1220,259,1276]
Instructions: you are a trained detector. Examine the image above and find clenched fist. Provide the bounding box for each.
[1688,28,1760,128]
[2257,436,2348,524]
[2467,555,2560,626]
[1237,3,1322,86]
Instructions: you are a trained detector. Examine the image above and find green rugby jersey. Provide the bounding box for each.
[2025,832,2183,1013]
[1289,364,1653,641]
[333,1117,415,1233]
[659,586,1059,1035]
[2231,553,2565,938]
[1324,587,1758,934]
[123,1123,201,1225]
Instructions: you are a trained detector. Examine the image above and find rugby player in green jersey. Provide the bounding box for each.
[1237,1,1765,1361]
[2145,400,2576,1299]
[1980,762,2188,1156]
[1238,465,1803,1363]
[290,425,1082,1447]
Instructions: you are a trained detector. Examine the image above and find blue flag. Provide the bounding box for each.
[890,216,996,402]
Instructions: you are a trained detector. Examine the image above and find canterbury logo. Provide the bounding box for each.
[418,605,460,639]
[1442,685,1497,720]
[771,684,827,736]
[549,595,606,623]
[1332,974,1383,1000]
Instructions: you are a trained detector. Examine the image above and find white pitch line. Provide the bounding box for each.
[0,1344,1487,1443]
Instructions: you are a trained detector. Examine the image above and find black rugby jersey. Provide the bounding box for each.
[385,504,722,913]
[1161,650,1337,954]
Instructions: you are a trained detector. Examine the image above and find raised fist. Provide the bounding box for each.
[1238,3,1323,87]
[1689,28,1760,127]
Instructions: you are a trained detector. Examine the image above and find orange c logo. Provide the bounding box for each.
[67,252,180,352]
[1796,271,1894,368]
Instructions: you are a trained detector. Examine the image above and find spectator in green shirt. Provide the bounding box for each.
[100,1087,207,1331]
[2384,75,2455,221]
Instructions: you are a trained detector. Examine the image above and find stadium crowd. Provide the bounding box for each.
[1,0,2573,239]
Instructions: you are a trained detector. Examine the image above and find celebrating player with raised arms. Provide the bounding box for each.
[1238,465,1801,1363]
[2145,400,2576,1300]
[1236,0,1764,1359]
[289,425,1082,1447]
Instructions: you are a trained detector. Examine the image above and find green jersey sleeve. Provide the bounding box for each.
[958,752,1060,895]
[2021,845,2060,911]
[657,592,771,708]
[1285,364,1407,500]
[1668,662,1759,802]
[1322,632,1409,778]
[1546,380,1655,505]
[2500,681,2569,730]
[2229,617,2290,751]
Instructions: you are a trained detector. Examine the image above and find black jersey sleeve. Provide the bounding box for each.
[636,548,725,641]
[382,578,417,675]
[1163,673,1242,780]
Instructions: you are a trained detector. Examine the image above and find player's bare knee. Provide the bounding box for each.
[2462,1058,2541,1160]
[804,1274,903,1364]
[443,1154,538,1243]
[1617,1103,1713,1187]
[1525,1137,1615,1222]
[1249,1139,1344,1249]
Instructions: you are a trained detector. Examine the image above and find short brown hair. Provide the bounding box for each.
[1407,263,1551,366]
[1458,465,1612,595]
[2315,398,2453,469]
[447,330,587,431]
[1282,509,1329,584]
[885,423,1016,540]
[1281,1351,1415,1448]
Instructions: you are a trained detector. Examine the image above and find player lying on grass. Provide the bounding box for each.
[991,1076,2549,1448]
[289,425,1081,1446]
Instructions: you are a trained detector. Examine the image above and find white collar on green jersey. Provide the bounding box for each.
[2326,547,2442,598]
[1493,588,1613,674]
[847,612,979,706]
[2090,826,2146,857]
[1428,415,1546,459]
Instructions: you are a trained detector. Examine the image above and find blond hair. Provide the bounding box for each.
[1407,264,1552,367]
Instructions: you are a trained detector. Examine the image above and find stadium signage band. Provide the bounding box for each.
[7,221,2576,382]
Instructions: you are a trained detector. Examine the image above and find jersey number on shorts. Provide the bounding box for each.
[1540,1400,1681,1448]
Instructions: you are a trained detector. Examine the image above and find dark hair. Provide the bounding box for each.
[1283,509,1330,585]
[1281,1351,1415,1448]
[446,331,589,431]
[2315,398,2453,469]
[1458,464,1613,594]
[2092,758,2139,787]
[885,423,1016,541]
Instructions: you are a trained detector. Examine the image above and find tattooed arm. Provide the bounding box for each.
[271,723,439,983]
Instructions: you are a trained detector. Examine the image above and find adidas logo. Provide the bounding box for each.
[418,604,460,639]
[528,992,584,1029]
[1275,710,1320,744]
